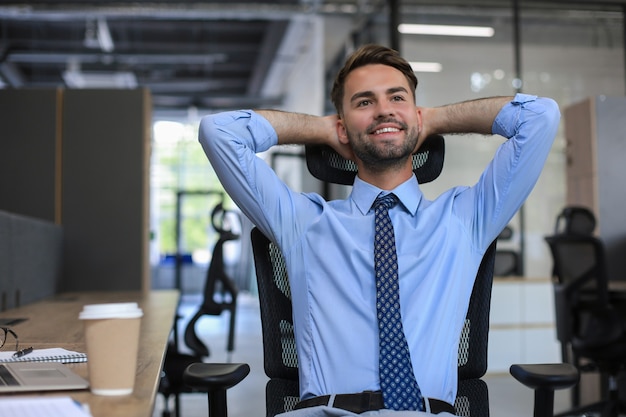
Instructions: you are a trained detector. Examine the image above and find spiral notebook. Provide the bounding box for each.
[0,348,87,364]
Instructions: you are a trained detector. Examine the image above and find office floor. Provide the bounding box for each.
[153,293,576,417]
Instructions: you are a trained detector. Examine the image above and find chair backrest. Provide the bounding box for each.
[252,227,299,416]
[252,227,496,417]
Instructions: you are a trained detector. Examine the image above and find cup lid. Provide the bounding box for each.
[79,302,143,319]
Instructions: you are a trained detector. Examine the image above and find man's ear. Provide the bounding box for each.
[336,118,349,145]
[415,107,424,139]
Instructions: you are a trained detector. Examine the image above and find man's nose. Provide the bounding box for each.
[376,100,395,117]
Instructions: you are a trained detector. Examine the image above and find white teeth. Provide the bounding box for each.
[374,127,400,134]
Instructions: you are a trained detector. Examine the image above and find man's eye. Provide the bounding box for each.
[357,100,371,107]
[392,95,405,102]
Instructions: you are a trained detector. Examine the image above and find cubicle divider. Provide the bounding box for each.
[0,88,151,293]
[0,210,62,311]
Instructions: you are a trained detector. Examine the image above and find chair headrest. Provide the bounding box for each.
[304,134,445,185]
[211,202,241,239]
[555,206,596,236]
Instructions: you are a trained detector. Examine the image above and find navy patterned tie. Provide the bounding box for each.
[373,193,424,411]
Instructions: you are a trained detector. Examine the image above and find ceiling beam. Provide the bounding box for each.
[0,3,315,21]
[6,52,228,65]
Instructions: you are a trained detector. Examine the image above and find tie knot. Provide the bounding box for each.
[373,193,398,211]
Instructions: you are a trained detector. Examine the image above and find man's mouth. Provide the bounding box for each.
[372,126,401,135]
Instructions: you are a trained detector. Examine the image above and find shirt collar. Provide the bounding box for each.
[351,174,422,216]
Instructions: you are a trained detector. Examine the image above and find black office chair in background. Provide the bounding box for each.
[184,202,240,359]
[548,206,597,369]
[545,206,626,417]
[494,225,522,277]
[183,137,578,417]
[159,202,241,417]
[553,206,597,236]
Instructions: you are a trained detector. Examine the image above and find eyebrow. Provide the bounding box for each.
[349,86,410,104]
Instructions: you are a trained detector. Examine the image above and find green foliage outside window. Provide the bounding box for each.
[152,120,233,258]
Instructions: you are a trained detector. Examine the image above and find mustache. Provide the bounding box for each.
[367,117,408,133]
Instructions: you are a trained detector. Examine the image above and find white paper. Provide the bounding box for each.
[0,396,92,417]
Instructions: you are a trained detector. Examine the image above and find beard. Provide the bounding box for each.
[346,118,419,173]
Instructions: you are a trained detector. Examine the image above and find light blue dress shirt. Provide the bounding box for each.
[199,94,560,406]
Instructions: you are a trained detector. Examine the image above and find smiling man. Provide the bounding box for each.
[199,44,560,416]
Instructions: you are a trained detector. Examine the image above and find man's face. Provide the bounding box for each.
[337,64,420,171]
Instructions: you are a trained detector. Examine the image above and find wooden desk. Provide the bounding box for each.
[0,290,179,417]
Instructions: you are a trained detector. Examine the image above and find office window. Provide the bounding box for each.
[384,2,623,276]
[150,119,228,263]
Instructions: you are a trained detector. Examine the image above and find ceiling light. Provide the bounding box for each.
[96,18,114,53]
[409,62,442,73]
[399,24,495,37]
[84,18,114,52]
[63,71,137,89]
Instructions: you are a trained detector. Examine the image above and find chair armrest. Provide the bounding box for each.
[183,362,250,391]
[183,363,250,417]
[510,363,579,391]
[510,363,579,417]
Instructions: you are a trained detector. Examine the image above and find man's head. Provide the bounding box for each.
[330,44,418,117]
[331,44,422,182]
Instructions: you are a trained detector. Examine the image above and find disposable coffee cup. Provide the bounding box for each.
[79,302,143,395]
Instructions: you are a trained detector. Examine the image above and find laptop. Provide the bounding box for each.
[0,362,89,392]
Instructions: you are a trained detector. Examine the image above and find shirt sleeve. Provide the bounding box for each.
[454,93,561,250]
[198,110,307,244]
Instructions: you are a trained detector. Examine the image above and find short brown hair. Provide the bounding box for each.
[330,44,418,116]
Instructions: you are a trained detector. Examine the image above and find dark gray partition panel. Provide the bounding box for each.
[0,211,11,310]
[0,89,60,222]
[60,89,150,292]
[10,211,63,306]
[0,210,62,311]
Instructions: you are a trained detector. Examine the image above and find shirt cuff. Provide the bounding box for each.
[211,109,278,152]
[491,93,539,138]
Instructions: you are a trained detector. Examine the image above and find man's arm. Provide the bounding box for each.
[256,110,336,145]
[256,110,355,161]
[198,109,334,246]
[419,96,514,138]
[445,94,560,248]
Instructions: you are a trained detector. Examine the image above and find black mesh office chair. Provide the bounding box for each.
[184,136,577,417]
[251,227,497,416]
[545,231,626,417]
[254,138,455,415]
